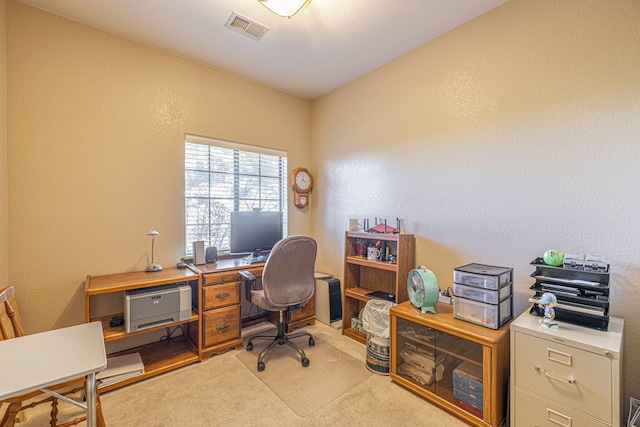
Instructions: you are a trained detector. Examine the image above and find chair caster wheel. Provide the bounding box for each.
[309,337,315,346]
[247,342,253,351]
[302,357,310,367]
[257,362,265,371]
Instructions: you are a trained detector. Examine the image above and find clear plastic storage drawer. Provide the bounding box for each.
[453,263,513,290]
[453,296,512,329]
[453,282,511,305]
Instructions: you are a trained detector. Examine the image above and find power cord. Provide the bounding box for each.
[439,286,454,304]
[243,303,268,321]
[160,325,184,341]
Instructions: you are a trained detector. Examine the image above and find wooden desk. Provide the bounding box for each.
[85,268,201,392]
[83,258,316,390]
[0,322,107,427]
[189,257,316,358]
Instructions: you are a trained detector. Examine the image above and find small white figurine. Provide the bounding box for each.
[538,292,559,329]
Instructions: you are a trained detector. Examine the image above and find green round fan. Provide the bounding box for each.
[407,266,439,314]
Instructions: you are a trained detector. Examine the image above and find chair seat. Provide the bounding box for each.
[249,289,311,312]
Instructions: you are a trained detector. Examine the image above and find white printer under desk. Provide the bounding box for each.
[124,283,192,333]
[510,311,623,427]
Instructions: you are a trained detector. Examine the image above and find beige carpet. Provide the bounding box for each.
[236,332,371,416]
[5,322,471,426]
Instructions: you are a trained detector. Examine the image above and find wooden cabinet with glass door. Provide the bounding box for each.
[390,301,510,427]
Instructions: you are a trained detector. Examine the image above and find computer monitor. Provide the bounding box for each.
[230,211,284,257]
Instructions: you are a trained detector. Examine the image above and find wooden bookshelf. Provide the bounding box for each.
[341,231,415,344]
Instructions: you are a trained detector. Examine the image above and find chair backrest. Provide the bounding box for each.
[0,286,24,340]
[262,235,317,307]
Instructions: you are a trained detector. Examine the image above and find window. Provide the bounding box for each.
[184,135,288,256]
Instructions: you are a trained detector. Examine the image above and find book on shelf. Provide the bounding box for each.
[96,352,144,389]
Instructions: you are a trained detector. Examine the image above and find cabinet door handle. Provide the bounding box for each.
[215,292,230,300]
[216,323,230,331]
[535,366,575,384]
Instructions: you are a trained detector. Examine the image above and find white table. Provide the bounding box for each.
[0,321,107,427]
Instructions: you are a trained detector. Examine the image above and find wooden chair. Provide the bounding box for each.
[0,286,106,427]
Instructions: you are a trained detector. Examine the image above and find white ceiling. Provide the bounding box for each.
[19,0,507,100]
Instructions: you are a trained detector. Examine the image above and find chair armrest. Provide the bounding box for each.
[239,270,257,302]
[238,270,256,281]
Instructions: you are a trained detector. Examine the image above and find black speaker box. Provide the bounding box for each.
[205,246,218,263]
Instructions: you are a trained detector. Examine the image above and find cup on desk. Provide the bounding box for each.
[367,247,381,261]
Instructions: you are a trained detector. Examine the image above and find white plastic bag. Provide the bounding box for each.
[361,299,394,339]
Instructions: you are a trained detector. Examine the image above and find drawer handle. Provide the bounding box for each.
[216,323,230,331]
[547,348,572,366]
[546,408,572,426]
[215,292,230,300]
[535,366,575,384]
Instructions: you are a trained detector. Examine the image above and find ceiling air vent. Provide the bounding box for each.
[225,12,269,41]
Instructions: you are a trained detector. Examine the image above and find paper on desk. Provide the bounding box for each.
[97,352,144,388]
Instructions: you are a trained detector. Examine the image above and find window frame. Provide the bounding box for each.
[184,134,288,256]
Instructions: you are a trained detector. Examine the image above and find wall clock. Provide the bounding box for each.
[292,167,313,208]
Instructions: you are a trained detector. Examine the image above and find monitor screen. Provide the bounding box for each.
[230,211,283,255]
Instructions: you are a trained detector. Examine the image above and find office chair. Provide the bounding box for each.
[240,235,317,372]
[0,286,106,427]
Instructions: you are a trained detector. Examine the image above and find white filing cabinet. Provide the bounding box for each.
[510,311,623,427]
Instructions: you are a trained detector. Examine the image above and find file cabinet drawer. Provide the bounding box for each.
[203,282,239,310]
[514,388,609,427]
[203,305,240,348]
[514,332,612,423]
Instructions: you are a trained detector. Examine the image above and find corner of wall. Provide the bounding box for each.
[0,0,8,285]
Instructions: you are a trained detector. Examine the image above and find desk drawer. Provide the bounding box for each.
[514,332,612,423]
[289,296,315,323]
[203,282,239,310]
[203,267,263,285]
[514,388,608,427]
[203,305,240,348]
[203,271,241,285]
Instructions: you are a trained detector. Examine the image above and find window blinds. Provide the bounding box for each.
[184,135,288,255]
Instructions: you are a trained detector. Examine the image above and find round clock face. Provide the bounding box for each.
[295,170,311,191]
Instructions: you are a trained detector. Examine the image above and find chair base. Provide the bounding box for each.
[246,311,315,371]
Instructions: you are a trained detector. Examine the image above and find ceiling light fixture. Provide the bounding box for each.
[258,0,312,18]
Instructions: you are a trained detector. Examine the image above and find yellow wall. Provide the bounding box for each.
[5,0,640,420]
[0,0,7,287]
[311,0,640,416]
[6,0,312,332]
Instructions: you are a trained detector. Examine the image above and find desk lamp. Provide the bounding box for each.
[145,230,163,272]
